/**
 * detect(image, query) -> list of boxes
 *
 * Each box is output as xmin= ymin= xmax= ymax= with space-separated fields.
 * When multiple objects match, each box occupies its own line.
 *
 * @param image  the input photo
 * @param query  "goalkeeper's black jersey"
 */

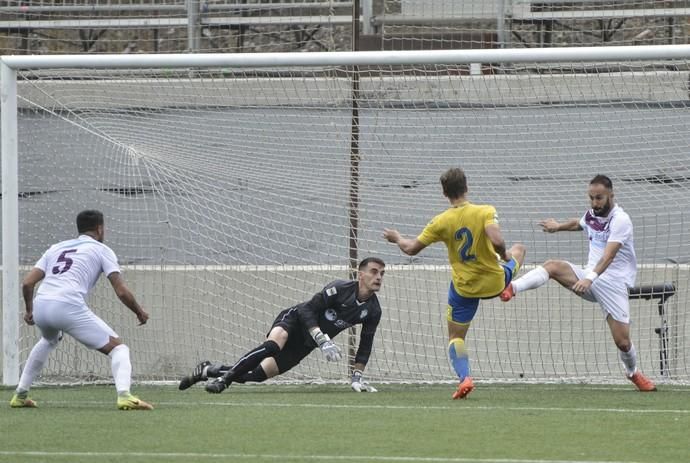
xmin=295 ymin=279 xmax=381 ymax=366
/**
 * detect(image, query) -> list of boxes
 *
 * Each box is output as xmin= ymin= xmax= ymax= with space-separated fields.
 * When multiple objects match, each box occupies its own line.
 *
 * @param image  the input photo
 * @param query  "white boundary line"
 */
xmin=46 ymin=399 xmax=690 ymax=414
xmin=0 ymin=451 xmax=643 ymax=463
xmin=9 ymin=263 xmax=686 ymax=272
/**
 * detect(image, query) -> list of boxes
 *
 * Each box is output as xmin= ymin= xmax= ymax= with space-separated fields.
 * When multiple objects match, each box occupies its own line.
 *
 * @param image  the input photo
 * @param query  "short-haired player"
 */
xmin=10 ymin=209 xmax=153 ymax=410
xmin=178 ymin=257 xmax=385 ymax=393
xmin=383 ymin=168 xmax=526 ymax=399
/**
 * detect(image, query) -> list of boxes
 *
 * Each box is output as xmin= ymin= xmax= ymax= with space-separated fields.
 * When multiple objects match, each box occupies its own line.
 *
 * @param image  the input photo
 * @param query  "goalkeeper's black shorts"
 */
xmin=268 ymin=308 xmax=317 ymax=374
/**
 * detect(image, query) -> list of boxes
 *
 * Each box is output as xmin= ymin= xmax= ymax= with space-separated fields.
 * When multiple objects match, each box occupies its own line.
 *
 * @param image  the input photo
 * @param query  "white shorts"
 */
xmin=33 ymin=297 xmax=118 ymax=350
xmin=566 ymin=262 xmax=631 ymax=324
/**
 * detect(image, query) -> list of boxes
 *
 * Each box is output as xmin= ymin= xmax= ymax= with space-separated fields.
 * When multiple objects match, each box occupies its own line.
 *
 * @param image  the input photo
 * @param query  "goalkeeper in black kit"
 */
xmin=178 ymin=257 xmax=386 ymax=393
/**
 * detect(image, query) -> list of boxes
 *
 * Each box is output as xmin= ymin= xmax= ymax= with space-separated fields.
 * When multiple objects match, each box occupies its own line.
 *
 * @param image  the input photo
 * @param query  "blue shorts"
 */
xmin=446 ymin=258 xmax=519 ymax=324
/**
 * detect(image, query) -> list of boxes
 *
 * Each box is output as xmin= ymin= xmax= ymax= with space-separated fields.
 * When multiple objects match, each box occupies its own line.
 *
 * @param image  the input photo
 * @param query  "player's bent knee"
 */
xmin=99 ymin=338 xmax=125 ymax=355
xmin=41 ymin=336 xmax=60 ymax=348
xmin=543 ymin=259 xmax=568 ymax=275
xmin=510 ymin=243 xmax=526 ymax=256
xmin=262 ymin=340 xmax=280 ymax=356
xmin=542 ymin=259 xmax=558 ymax=269
xmin=260 ymin=358 xmax=280 ymax=378
xmin=109 ymin=343 xmax=129 ymax=356
xmin=614 ymin=339 xmax=632 ymax=352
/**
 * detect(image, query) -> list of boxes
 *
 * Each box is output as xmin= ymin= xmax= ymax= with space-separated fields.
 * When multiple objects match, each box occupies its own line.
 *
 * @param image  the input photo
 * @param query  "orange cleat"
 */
xmin=499 ymin=283 xmax=515 ymax=302
xmin=628 ymin=371 xmax=657 ymax=392
xmin=452 ymin=377 xmax=475 ymax=400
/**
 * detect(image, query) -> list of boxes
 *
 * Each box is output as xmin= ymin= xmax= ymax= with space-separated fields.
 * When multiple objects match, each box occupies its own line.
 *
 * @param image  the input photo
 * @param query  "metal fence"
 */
xmin=2 ymin=1 xmax=690 ymax=55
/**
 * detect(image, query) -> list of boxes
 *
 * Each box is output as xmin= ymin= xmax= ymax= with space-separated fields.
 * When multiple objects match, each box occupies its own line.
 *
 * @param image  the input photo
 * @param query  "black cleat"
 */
xmin=178 ymin=360 xmax=211 ymax=391
xmin=205 ymin=377 xmax=228 ymax=394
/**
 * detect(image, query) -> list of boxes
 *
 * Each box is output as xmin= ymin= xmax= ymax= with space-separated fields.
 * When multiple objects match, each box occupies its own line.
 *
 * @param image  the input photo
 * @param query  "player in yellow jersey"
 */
xmin=383 ymin=168 xmax=526 ymax=399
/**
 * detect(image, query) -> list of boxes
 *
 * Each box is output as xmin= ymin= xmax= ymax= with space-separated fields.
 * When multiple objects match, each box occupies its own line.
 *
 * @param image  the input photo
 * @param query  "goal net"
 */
xmin=2 ymin=47 xmax=689 ymax=386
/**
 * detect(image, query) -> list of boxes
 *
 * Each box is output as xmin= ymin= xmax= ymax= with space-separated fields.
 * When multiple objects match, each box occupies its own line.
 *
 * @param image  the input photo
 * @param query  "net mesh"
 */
xmin=6 ymin=55 xmax=690 ymax=385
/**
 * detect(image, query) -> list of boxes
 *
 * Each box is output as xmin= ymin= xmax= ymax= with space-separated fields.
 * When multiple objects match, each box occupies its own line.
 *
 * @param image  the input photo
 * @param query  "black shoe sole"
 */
xmin=178 ymin=376 xmax=198 ymax=391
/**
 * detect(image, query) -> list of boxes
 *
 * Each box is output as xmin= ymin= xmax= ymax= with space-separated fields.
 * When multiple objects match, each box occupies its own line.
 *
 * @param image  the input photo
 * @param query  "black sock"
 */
xmin=234 ymin=366 xmax=268 ymax=384
xmin=223 ymin=340 xmax=279 ymax=384
xmin=206 ymin=363 xmax=231 ymax=378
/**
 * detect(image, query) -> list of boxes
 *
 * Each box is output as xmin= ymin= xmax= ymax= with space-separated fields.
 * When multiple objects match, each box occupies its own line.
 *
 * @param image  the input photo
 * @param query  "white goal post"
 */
xmin=2 ymin=46 xmax=690 ymax=386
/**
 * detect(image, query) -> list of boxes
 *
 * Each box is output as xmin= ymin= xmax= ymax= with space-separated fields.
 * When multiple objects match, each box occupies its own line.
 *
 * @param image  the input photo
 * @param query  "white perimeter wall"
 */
xmin=2 ymin=265 xmax=688 ymax=384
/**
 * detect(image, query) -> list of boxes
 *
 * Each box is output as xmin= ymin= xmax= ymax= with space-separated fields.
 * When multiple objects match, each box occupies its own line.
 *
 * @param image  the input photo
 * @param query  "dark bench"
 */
xmin=628 ymin=283 xmax=676 ymax=376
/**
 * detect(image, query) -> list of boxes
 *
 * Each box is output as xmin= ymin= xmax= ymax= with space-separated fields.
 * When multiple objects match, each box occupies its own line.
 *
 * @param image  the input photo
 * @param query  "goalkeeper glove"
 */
xmin=351 ymin=369 xmax=377 ymax=392
xmin=313 ymin=330 xmax=341 ymax=362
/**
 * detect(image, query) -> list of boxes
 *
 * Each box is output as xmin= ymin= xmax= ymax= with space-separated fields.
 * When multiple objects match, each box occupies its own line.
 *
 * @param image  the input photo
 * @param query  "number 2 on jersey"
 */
xmin=52 ymin=249 xmax=77 ymax=274
xmin=454 ymin=228 xmax=476 ymax=262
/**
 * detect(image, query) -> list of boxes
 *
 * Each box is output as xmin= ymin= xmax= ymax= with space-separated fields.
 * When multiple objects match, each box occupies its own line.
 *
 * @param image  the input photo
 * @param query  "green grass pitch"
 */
xmin=2 ymin=383 xmax=689 ymax=463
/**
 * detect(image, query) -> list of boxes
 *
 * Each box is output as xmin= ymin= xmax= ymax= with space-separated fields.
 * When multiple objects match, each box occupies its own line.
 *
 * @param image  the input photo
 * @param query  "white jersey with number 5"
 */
xmin=579 ymin=204 xmax=636 ymax=288
xmin=34 ymin=234 xmax=120 ymax=306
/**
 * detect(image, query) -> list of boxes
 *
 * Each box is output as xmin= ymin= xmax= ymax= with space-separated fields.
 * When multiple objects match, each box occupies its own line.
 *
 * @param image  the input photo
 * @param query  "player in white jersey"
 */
xmin=500 ymin=175 xmax=656 ymax=391
xmin=10 ymin=210 xmax=154 ymax=410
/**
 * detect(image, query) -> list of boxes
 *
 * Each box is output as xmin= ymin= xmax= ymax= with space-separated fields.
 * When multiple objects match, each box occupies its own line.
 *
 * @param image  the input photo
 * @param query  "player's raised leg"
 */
xmin=501 ymin=259 xmax=577 ymax=301
xmin=507 ymin=243 xmax=527 ymax=274
xmin=498 ymin=244 xmax=527 ymax=301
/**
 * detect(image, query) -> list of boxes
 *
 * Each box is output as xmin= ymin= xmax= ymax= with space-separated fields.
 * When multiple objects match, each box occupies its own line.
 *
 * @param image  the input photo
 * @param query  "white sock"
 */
xmin=109 ymin=344 xmax=132 ymax=396
xmin=619 ymin=344 xmax=637 ymax=377
xmin=512 ymin=266 xmax=550 ymax=294
xmin=16 ymin=337 xmax=57 ymax=394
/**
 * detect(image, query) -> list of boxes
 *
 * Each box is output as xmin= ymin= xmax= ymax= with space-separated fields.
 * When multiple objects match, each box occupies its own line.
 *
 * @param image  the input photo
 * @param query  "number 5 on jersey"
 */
xmin=52 ymin=249 xmax=77 ymax=274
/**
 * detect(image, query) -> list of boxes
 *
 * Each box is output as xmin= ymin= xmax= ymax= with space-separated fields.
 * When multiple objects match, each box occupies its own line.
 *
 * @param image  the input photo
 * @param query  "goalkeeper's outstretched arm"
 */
xmin=351 ymin=362 xmax=378 ymax=392
xmin=350 ymin=313 xmax=380 ymax=392
xmin=354 ymin=313 xmax=379 ymax=366
xmin=309 ymin=327 xmax=342 ymax=362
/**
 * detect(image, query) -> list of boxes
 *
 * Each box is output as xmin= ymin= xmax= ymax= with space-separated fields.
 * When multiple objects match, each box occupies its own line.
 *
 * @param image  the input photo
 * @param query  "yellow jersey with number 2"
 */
xmin=417 ymin=202 xmax=505 ymax=298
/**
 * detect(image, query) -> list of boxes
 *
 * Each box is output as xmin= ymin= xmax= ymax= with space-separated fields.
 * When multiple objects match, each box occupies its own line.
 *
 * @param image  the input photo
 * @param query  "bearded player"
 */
xmin=500 ymin=174 xmax=656 ymax=391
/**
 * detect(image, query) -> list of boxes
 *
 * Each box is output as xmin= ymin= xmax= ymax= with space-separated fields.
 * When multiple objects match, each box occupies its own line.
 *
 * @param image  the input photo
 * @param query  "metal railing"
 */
xmin=1 ymin=2 xmax=689 ymax=54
